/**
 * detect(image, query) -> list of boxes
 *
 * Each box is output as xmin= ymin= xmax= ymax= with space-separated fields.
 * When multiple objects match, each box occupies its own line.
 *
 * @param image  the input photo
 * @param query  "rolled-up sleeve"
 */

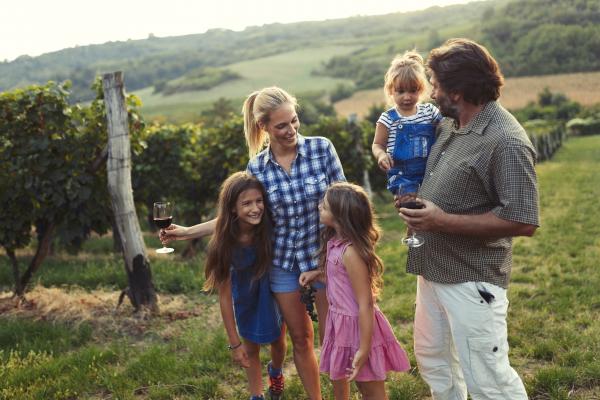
xmin=490 ymin=143 xmax=540 ymax=226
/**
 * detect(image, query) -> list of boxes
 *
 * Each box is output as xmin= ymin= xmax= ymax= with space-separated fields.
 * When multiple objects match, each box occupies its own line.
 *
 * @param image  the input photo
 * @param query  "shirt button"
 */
xmin=441 ymin=151 xmax=445 ymax=155
xmin=429 ymin=172 xmax=434 ymax=176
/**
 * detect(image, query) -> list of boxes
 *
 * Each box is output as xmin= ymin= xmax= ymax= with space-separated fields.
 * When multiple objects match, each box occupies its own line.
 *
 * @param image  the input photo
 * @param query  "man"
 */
xmin=397 ymin=38 xmax=539 ymax=400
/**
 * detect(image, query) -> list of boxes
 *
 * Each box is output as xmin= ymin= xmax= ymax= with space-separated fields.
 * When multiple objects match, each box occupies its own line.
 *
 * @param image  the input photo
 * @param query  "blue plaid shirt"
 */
xmin=247 ymin=134 xmax=346 ymax=272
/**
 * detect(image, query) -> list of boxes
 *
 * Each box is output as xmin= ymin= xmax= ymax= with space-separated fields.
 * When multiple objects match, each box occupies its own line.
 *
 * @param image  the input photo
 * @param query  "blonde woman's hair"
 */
xmin=241 ymin=86 xmax=298 ymax=158
xmin=318 ymin=182 xmax=385 ymax=297
xmin=383 ymin=50 xmax=428 ymax=105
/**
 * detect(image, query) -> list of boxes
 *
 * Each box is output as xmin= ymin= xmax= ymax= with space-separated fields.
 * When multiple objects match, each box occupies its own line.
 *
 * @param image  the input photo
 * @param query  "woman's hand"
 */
xmin=346 ymin=348 xmax=368 ymax=381
xmin=299 ymin=270 xmax=322 ymax=287
xmin=231 ymin=346 xmax=250 ymax=368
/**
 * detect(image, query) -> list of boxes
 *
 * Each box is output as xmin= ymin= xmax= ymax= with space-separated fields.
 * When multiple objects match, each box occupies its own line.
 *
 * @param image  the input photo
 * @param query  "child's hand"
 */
xmin=346 ymin=348 xmax=368 ymax=381
xmin=377 ymin=153 xmax=393 ymax=172
xmin=231 ymin=346 xmax=250 ymax=368
xmin=299 ymin=270 xmax=321 ymax=286
xmin=159 ymin=224 xmax=186 ymax=243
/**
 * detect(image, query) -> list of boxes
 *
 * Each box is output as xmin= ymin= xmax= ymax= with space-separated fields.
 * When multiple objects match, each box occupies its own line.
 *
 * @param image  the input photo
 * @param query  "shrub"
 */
xmin=566 ymin=117 xmax=600 ymax=136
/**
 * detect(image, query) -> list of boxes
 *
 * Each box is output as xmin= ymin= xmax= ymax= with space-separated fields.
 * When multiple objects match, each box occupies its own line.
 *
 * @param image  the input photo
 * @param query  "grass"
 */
xmin=1 ymin=135 xmax=600 ymax=399
xmin=135 ymin=45 xmax=358 ymax=123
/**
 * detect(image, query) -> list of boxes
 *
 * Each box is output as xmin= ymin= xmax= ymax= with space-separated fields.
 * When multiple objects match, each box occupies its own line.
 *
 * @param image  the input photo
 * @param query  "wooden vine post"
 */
xmin=102 ymin=71 xmax=158 ymax=314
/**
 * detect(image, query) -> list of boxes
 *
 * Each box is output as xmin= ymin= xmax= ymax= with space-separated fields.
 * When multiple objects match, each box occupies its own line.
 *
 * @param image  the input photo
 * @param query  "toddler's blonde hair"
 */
xmin=383 ymin=50 xmax=428 ymax=105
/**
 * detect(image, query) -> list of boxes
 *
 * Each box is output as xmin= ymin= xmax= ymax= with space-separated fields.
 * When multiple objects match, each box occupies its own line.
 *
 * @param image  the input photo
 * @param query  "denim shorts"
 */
xmin=270 ymin=261 xmax=325 ymax=293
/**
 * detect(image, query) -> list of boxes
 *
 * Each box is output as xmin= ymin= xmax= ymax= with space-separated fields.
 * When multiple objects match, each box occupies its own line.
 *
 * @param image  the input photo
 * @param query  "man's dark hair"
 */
xmin=427 ymin=38 xmax=504 ymax=105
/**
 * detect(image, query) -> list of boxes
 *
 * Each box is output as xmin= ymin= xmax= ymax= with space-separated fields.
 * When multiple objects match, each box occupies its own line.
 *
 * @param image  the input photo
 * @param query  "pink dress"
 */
xmin=319 ymin=238 xmax=411 ymax=381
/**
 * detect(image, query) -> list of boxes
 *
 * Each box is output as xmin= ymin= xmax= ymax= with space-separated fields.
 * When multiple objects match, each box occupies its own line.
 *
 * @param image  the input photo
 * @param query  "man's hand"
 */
xmin=397 ymin=198 xmax=446 ymax=233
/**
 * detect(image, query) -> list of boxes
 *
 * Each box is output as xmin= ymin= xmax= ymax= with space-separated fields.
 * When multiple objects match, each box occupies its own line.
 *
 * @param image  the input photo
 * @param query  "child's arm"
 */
xmin=160 ymin=219 xmax=217 ymax=243
xmin=342 ymin=245 xmax=374 ymax=381
xmin=372 ymin=123 xmax=393 ymax=172
xmin=299 ymin=269 xmax=324 ymax=287
xmin=217 ymin=279 xmax=250 ymax=368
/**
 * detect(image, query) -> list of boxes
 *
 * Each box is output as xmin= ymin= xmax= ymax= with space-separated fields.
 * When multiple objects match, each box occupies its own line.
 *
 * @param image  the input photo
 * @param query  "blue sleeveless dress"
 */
xmin=230 ymin=246 xmax=282 ymax=344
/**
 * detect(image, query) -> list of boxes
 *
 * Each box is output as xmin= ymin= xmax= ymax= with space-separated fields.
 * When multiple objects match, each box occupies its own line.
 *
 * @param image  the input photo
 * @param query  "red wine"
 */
xmin=399 ymin=201 xmax=424 ymax=209
xmin=154 ymin=217 xmax=173 ymax=229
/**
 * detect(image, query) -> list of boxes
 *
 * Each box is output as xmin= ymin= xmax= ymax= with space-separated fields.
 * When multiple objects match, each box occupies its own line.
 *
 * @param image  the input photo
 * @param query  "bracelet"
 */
xmin=227 ymin=342 xmax=242 ymax=350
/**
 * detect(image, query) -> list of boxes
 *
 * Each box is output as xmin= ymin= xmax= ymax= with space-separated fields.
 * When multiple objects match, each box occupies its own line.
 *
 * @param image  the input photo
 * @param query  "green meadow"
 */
xmin=1 ymin=135 xmax=599 ymax=399
xmin=135 ymin=45 xmax=358 ymax=122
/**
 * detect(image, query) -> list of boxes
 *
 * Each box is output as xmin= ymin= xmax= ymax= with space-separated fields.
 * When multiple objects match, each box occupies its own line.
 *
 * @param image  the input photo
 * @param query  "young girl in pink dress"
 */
xmin=300 ymin=182 xmax=410 ymax=399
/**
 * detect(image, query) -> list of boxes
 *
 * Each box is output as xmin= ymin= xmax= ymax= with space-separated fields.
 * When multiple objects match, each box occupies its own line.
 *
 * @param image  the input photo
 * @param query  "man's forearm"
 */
xmin=436 ymin=211 xmax=537 ymax=238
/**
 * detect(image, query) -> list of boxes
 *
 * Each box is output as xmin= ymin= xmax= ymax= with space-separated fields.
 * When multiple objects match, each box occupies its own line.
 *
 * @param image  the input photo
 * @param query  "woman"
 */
xmin=162 ymin=86 xmax=346 ymax=399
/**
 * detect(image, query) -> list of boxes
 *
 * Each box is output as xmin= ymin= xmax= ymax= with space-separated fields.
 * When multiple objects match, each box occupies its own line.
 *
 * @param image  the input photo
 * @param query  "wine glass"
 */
xmin=153 ymin=201 xmax=174 ymax=254
xmin=395 ymin=182 xmax=425 ymax=248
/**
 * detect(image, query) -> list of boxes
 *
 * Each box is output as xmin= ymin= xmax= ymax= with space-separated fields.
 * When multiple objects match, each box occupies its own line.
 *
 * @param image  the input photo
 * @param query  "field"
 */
xmin=1 ymin=135 xmax=600 ymax=399
xmin=334 ymin=71 xmax=600 ymax=118
xmin=135 ymin=45 xmax=358 ymax=122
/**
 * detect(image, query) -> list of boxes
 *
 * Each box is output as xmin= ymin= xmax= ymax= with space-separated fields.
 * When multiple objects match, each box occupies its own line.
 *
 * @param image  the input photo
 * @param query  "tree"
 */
xmin=0 ymin=82 xmax=102 ymax=296
xmin=0 ymin=79 xmax=144 ymax=298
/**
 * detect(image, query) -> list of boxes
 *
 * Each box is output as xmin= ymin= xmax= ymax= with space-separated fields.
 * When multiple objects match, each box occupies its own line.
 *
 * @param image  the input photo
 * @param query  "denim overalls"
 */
xmin=386 ymin=111 xmax=437 ymax=194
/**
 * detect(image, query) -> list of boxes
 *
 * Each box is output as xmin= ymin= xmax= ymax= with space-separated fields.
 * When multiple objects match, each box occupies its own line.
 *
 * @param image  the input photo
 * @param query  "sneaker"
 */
xmin=267 ymin=362 xmax=284 ymax=400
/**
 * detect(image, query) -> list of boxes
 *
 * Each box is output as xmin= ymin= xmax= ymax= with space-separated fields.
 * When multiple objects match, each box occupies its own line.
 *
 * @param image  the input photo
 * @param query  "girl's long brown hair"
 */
xmin=318 ymin=182 xmax=384 ymax=296
xmin=204 ymin=172 xmax=272 ymax=291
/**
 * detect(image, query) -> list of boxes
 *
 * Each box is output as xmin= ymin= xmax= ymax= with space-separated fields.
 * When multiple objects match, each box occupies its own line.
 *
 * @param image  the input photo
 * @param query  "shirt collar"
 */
xmin=260 ymin=133 xmax=306 ymax=170
xmin=451 ymin=101 xmax=499 ymax=136
xmin=328 ymin=236 xmax=348 ymax=248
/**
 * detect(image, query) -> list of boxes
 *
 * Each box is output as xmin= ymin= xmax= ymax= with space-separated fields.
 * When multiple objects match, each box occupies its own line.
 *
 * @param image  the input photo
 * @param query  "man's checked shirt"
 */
xmin=247 ymin=134 xmax=346 ymax=272
xmin=407 ymin=101 xmax=540 ymax=289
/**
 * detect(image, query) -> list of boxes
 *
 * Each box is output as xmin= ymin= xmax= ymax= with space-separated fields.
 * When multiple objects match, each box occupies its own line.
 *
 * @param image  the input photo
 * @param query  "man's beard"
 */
xmin=437 ymin=95 xmax=460 ymax=120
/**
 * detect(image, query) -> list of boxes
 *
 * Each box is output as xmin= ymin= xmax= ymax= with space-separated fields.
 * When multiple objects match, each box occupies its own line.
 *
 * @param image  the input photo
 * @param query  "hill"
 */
xmin=1 ymin=0 xmax=599 ymax=120
xmin=0 ymin=1 xmax=495 ymax=102
xmin=334 ymin=71 xmax=600 ymax=118
xmin=136 ymin=45 xmax=358 ymax=122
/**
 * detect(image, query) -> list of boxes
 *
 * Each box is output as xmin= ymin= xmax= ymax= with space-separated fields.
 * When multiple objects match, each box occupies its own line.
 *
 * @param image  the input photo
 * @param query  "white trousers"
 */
xmin=414 ymin=276 xmax=528 ymax=400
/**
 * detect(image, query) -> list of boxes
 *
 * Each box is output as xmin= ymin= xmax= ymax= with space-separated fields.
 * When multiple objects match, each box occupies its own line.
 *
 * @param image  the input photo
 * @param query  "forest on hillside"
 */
xmin=1 ymin=0 xmax=599 ymax=102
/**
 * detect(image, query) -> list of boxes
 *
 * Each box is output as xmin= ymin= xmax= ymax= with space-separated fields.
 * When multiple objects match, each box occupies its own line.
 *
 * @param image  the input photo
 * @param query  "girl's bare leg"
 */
xmin=332 ymin=379 xmax=350 ymax=400
xmin=242 ymin=340 xmax=263 ymax=396
xmin=356 ymin=381 xmax=388 ymax=400
xmin=314 ymin=288 xmax=329 ymax=346
xmin=270 ymin=323 xmax=287 ymax=369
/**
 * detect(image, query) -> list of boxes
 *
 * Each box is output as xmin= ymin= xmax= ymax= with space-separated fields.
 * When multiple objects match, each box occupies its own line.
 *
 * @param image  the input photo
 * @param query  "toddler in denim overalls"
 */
xmin=372 ymin=51 xmax=441 ymax=194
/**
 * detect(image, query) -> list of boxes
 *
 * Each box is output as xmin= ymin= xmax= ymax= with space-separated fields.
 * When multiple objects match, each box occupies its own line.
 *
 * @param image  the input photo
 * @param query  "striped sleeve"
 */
xmin=376 ymin=111 xmax=393 ymax=129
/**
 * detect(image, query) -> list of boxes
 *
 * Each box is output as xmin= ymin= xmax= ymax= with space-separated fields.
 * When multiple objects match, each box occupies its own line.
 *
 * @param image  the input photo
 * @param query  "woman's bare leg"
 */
xmin=274 ymin=291 xmax=322 ymax=400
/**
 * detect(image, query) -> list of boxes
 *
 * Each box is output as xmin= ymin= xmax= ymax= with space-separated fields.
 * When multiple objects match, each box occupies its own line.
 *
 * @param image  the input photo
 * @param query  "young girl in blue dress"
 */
xmin=204 ymin=171 xmax=286 ymax=400
xmin=372 ymin=50 xmax=442 ymax=194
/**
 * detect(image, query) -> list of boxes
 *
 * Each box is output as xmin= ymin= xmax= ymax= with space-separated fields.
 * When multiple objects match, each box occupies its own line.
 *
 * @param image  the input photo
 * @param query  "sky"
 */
xmin=1 ymin=0 xmax=475 ymax=62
